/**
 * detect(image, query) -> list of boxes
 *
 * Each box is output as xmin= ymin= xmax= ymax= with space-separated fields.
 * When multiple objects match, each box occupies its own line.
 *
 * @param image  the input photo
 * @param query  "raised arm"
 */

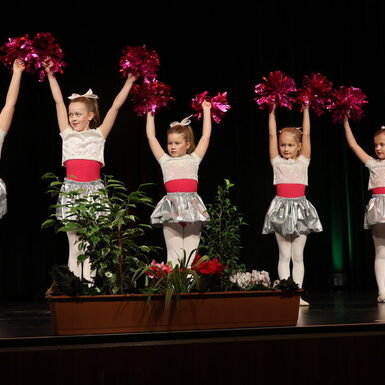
xmin=268 ymin=103 xmax=279 ymax=159
xmin=44 ymin=60 xmax=68 ymax=132
xmin=301 ymin=103 xmax=311 ymax=159
xmin=99 ymin=73 xmax=136 ymax=138
xmin=0 ymin=59 xmax=25 ymax=132
xmin=146 ymin=111 xmax=165 ymax=160
xmin=194 ymin=101 xmax=212 ymax=159
xmin=343 ymin=115 xmax=370 ymax=164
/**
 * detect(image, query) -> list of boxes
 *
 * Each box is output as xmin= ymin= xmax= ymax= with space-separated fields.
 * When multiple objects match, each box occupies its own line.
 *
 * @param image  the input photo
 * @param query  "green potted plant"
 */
xmin=198 ymin=179 xmax=248 ymax=290
xmin=42 ymin=173 xmax=159 ymax=296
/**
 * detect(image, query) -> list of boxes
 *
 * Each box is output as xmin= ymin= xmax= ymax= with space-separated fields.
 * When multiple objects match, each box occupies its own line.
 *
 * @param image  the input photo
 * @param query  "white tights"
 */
xmin=371 ymin=224 xmax=385 ymax=296
xmin=66 ymin=231 xmax=93 ymax=282
xmin=163 ymin=222 xmax=202 ymax=266
xmin=275 ymin=232 xmax=308 ymax=288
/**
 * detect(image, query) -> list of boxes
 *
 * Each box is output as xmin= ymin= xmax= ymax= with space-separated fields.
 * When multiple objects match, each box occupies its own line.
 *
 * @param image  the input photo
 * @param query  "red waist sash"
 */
xmin=276 ymin=183 xmax=306 ymax=198
xmin=372 ymin=187 xmax=385 ymax=195
xmin=165 ymin=179 xmax=198 ymax=193
xmin=65 ymin=159 xmax=102 ymax=182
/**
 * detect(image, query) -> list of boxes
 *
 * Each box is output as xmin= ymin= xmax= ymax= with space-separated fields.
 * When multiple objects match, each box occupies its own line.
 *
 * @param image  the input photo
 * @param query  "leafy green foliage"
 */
xmin=199 ymin=179 xmax=247 ymax=289
xmin=42 ymin=173 xmax=160 ymax=295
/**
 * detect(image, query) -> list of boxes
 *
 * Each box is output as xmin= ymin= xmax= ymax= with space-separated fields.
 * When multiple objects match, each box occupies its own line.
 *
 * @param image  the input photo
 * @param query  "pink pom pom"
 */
xmin=0 ymin=32 xmax=65 ymax=82
xmin=191 ymin=91 xmax=210 ymax=120
xmin=129 ymin=80 xmax=174 ymax=116
xmin=211 ymin=92 xmax=231 ymax=123
xmin=254 ymin=70 xmax=297 ymax=111
xmin=327 ymin=86 xmax=368 ymax=124
xmin=191 ymin=91 xmax=230 ymax=123
xmin=31 ymin=32 xmax=66 ymax=82
xmin=0 ymin=34 xmax=38 ymax=73
xmin=296 ymin=73 xmax=333 ymax=116
xmin=119 ymin=45 xmax=159 ymax=82
xmin=191 ymin=91 xmax=210 ymax=116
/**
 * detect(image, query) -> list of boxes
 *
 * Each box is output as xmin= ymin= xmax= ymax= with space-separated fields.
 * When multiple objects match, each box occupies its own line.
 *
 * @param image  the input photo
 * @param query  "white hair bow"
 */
xmin=170 ymin=115 xmax=193 ymax=128
xmin=68 ymin=89 xmax=99 ymax=100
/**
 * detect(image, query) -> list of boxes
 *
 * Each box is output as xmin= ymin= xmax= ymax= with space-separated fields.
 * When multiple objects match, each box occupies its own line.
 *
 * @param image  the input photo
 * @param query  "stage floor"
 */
xmin=0 ymin=290 xmax=385 ymax=341
xmin=3 ymin=290 xmax=385 ymax=385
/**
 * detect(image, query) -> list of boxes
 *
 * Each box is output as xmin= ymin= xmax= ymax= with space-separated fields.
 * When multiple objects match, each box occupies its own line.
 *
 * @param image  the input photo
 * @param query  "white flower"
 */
xmin=230 ymin=270 xmax=271 ymax=290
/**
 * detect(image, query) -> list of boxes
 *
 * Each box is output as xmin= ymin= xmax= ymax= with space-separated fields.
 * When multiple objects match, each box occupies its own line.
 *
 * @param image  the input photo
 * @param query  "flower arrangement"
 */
xmin=43 ymin=175 xmax=300 ymax=304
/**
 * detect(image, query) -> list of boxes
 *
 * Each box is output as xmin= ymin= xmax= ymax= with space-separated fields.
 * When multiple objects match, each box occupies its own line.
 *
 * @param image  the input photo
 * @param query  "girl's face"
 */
xmin=167 ymin=133 xmax=190 ymax=157
xmin=279 ymin=132 xmax=301 ymax=159
xmin=374 ymin=133 xmax=385 ymax=159
xmin=68 ymin=102 xmax=94 ymax=131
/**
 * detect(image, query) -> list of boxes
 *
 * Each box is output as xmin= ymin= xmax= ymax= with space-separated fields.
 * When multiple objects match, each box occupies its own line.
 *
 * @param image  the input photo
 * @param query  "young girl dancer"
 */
xmin=0 ymin=59 xmax=25 ymax=218
xmin=44 ymin=60 xmax=136 ymax=281
xmin=263 ymin=102 xmax=323 ymax=305
xmin=146 ymin=101 xmax=212 ymax=266
xmin=343 ymin=116 xmax=385 ymax=302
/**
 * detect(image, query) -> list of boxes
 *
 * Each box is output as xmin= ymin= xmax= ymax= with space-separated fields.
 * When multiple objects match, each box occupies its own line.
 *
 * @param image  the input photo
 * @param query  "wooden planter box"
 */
xmin=48 ymin=290 xmax=301 ymax=335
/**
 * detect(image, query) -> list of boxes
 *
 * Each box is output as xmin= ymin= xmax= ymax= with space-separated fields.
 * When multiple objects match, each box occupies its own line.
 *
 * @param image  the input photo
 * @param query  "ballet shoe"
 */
xmin=299 ymin=297 xmax=310 ymax=306
xmin=377 ymin=294 xmax=385 ymax=303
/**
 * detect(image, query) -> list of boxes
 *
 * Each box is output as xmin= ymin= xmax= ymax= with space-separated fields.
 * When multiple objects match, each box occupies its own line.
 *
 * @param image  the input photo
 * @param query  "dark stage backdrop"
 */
xmin=0 ymin=2 xmax=384 ymax=299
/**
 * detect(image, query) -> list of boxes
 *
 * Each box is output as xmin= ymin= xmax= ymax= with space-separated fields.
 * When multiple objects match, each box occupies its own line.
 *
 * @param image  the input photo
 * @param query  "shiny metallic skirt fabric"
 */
xmin=56 ymin=178 xmax=106 ymax=221
xmin=262 ymin=195 xmax=323 ymax=236
xmin=364 ymin=194 xmax=385 ymax=229
xmin=0 ymin=178 xmax=7 ymax=219
xmin=150 ymin=192 xmax=210 ymax=226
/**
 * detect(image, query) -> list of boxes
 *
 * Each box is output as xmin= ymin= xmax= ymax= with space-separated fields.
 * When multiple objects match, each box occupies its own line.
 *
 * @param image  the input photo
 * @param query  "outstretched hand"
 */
xmin=13 ymin=59 xmax=25 ymax=73
xmin=202 ymin=100 xmax=211 ymax=110
xmin=302 ymin=95 xmax=310 ymax=110
xmin=126 ymin=72 xmax=137 ymax=83
xmin=343 ymin=111 xmax=351 ymax=127
xmin=42 ymin=57 xmax=54 ymax=74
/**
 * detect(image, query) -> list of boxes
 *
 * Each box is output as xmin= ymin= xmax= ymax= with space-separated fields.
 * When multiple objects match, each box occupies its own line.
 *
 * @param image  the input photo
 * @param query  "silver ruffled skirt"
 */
xmin=0 ymin=178 xmax=7 ymax=219
xmin=150 ymin=192 xmax=210 ymax=227
xmin=262 ymin=195 xmax=323 ymax=236
xmin=56 ymin=178 xmax=106 ymax=221
xmin=364 ymin=194 xmax=385 ymax=229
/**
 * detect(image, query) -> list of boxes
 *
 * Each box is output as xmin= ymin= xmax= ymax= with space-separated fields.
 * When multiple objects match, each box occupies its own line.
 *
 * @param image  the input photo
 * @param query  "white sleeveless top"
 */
xmin=271 ymin=154 xmax=309 ymax=185
xmin=60 ymin=126 xmax=105 ymax=166
xmin=0 ymin=129 xmax=6 ymax=160
xmin=158 ymin=152 xmax=201 ymax=183
xmin=365 ymin=157 xmax=385 ymax=190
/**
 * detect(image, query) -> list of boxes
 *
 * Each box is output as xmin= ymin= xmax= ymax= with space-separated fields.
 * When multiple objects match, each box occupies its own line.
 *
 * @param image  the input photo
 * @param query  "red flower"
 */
xmin=192 ymin=256 xmax=225 ymax=275
xmin=145 ymin=260 xmax=172 ymax=279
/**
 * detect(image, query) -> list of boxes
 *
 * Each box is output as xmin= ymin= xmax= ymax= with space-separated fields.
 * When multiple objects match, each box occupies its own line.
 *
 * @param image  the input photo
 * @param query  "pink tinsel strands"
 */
xmin=191 ymin=91 xmax=231 ymax=123
xmin=327 ymin=86 xmax=368 ymax=124
xmin=254 ymin=70 xmax=297 ymax=111
xmin=296 ymin=73 xmax=333 ymax=116
xmin=31 ymin=32 xmax=65 ymax=82
xmin=130 ymin=80 xmax=173 ymax=116
xmin=0 ymin=32 xmax=65 ymax=82
xmin=0 ymin=34 xmax=38 ymax=74
xmin=119 ymin=45 xmax=160 ymax=82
